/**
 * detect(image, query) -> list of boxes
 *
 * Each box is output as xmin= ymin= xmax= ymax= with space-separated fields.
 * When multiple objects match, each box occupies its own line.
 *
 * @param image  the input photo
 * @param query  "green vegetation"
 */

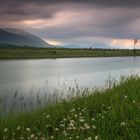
xmin=1 ymin=76 xmax=140 ymax=140
xmin=0 ymin=47 xmax=140 ymax=59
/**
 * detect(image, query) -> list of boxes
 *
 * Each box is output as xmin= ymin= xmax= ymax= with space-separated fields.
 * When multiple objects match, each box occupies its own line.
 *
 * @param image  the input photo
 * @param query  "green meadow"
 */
xmin=0 ymin=47 xmax=140 ymax=59
xmin=0 ymin=76 xmax=140 ymax=140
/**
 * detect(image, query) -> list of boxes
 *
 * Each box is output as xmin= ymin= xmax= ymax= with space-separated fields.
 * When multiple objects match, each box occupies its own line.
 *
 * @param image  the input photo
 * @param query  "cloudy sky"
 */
xmin=1 ymin=0 xmax=140 ymax=48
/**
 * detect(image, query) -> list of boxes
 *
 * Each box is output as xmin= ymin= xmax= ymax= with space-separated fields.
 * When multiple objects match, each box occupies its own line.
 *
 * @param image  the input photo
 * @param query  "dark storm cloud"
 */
xmin=1 ymin=0 xmax=140 ymax=7
xmin=1 ymin=0 xmax=140 ymax=48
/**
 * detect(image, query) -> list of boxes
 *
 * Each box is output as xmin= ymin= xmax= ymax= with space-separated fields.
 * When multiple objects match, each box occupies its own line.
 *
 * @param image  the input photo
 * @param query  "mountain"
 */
xmin=0 ymin=28 xmax=50 ymax=48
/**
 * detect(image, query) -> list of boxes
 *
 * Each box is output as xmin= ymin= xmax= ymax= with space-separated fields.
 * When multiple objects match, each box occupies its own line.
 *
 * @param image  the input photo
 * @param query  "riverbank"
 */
xmin=1 ymin=76 xmax=140 ymax=140
xmin=0 ymin=47 xmax=140 ymax=59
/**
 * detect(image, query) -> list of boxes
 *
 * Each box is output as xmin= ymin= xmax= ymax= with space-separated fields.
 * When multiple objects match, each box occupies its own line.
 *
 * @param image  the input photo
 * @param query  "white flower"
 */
xmin=121 ymin=122 xmax=125 ymax=126
xmin=108 ymin=106 xmax=111 ymax=110
xmin=92 ymin=125 xmax=96 ymax=129
xmin=50 ymin=136 xmax=54 ymax=139
xmin=54 ymin=128 xmax=59 ymax=131
xmin=17 ymin=126 xmax=21 ymax=130
xmin=63 ymin=118 xmax=67 ymax=122
xmin=4 ymin=128 xmax=8 ymax=132
xmin=79 ymin=113 xmax=82 ymax=116
xmin=124 ymin=95 xmax=127 ymax=98
xmin=91 ymin=118 xmax=95 ymax=121
xmin=80 ymin=119 xmax=84 ymax=122
xmin=84 ymin=123 xmax=90 ymax=129
xmin=60 ymin=124 xmax=65 ymax=127
xmin=132 ymin=100 xmax=136 ymax=103
xmin=46 ymin=115 xmax=50 ymax=118
xmin=76 ymin=136 xmax=79 ymax=139
xmin=30 ymin=134 xmax=35 ymax=138
xmin=95 ymin=135 xmax=98 ymax=140
xmin=26 ymin=128 xmax=30 ymax=132
xmin=101 ymin=116 xmax=104 ymax=119
xmin=70 ymin=108 xmax=76 ymax=113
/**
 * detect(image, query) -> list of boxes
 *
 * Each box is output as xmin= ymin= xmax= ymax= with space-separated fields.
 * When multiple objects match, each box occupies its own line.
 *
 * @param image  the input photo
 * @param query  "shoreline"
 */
xmin=0 ymin=47 xmax=140 ymax=59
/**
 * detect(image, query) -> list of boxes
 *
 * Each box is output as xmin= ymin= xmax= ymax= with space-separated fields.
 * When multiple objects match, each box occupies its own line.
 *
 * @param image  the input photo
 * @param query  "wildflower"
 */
xmin=63 ymin=130 xmax=68 ymax=136
xmin=91 ymin=118 xmax=95 ymax=121
xmin=92 ymin=125 xmax=96 ymax=129
xmin=80 ymin=118 xmax=84 ymax=123
xmin=108 ymin=106 xmax=111 ymax=110
xmin=17 ymin=126 xmax=21 ymax=130
xmin=73 ymin=126 xmax=76 ymax=130
xmin=26 ymin=128 xmax=30 ymax=132
xmin=60 ymin=124 xmax=65 ymax=127
xmin=95 ymin=135 xmax=98 ymax=140
xmin=102 ymin=104 xmax=105 ymax=107
xmin=121 ymin=122 xmax=125 ymax=126
xmin=84 ymin=123 xmax=90 ymax=129
xmin=54 ymin=128 xmax=59 ymax=131
xmin=82 ymin=109 xmax=85 ymax=112
xmin=70 ymin=120 xmax=75 ymax=124
xmin=46 ymin=115 xmax=50 ymax=118
xmin=4 ymin=128 xmax=8 ymax=132
xmin=76 ymin=136 xmax=79 ymax=139
xmin=70 ymin=108 xmax=76 ymax=113
xmin=50 ymin=136 xmax=54 ymax=139
xmin=63 ymin=118 xmax=67 ymax=122
xmin=132 ymin=100 xmax=136 ymax=103
xmin=79 ymin=112 xmax=82 ymax=116
xmin=30 ymin=134 xmax=35 ymax=138
xmin=124 ymin=95 xmax=127 ymax=98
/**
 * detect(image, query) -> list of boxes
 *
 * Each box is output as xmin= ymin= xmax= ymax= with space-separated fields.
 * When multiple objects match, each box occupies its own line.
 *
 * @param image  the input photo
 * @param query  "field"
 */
xmin=0 ymin=76 xmax=140 ymax=140
xmin=0 ymin=47 xmax=140 ymax=59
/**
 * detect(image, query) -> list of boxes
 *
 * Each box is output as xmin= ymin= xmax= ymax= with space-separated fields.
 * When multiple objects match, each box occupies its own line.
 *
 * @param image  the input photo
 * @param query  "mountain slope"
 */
xmin=0 ymin=28 xmax=50 ymax=48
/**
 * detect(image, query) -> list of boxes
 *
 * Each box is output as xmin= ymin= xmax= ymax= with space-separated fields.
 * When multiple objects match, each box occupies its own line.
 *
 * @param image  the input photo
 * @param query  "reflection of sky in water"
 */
xmin=0 ymin=57 xmax=140 ymax=99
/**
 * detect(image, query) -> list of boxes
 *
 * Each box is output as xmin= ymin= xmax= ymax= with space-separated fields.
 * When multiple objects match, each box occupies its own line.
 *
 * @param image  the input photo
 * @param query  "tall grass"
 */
xmin=0 ymin=76 xmax=140 ymax=140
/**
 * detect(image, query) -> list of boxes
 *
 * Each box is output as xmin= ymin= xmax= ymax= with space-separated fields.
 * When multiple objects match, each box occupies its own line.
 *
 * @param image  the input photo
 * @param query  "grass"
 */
xmin=0 ymin=47 xmax=140 ymax=59
xmin=0 ymin=76 xmax=140 ymax=140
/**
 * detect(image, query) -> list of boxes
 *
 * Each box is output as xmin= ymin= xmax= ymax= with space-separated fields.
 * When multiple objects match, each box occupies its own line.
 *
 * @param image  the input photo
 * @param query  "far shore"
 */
xmin=0 ymin=47 xmax=140 ymax=59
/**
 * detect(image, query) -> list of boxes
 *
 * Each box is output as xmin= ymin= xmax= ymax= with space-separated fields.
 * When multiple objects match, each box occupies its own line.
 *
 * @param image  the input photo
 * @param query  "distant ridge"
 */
xmin=0 ymin=28 xmax=50 ymax=48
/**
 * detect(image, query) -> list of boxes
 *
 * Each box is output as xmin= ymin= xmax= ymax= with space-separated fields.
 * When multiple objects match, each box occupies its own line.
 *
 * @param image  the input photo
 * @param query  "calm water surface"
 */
xmin=0 ymin=57 xmax=140 ymax=112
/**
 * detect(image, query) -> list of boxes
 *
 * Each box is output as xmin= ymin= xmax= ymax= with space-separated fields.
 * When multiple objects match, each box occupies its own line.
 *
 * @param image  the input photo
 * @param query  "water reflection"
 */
xmin=0 ymin=57 xmax=140 ymax=113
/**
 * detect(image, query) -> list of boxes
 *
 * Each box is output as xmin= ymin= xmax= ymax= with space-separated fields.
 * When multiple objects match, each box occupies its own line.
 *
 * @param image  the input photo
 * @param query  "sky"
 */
xmin=0 ymin=0 xmax=140 ymax=48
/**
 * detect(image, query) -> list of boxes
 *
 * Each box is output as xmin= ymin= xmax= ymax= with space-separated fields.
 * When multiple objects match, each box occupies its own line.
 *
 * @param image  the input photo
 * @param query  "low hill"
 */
xmin=0 ymin=28 xmax=50 ymax=48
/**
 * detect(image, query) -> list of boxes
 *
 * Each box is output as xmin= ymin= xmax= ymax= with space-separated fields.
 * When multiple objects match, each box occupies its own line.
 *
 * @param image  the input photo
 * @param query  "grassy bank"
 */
xmin=0 ymin=76 xmax=140 ymax=140
xmin=0 ymin=47 xmax=140 ymax=59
